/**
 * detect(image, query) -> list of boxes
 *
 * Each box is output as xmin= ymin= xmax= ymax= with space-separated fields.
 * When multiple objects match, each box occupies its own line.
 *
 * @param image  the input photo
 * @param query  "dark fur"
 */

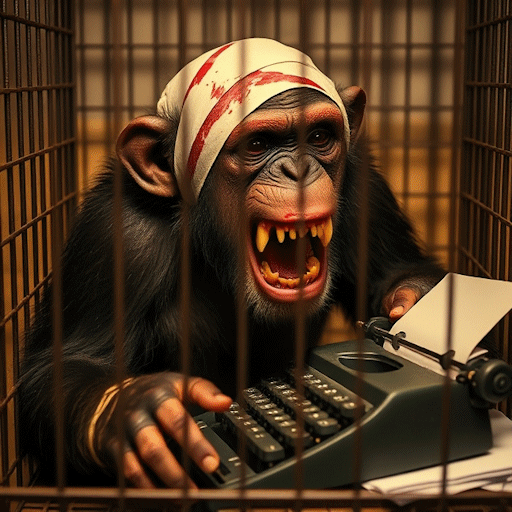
xmin=19 ymin=96 xmax=444 ymax=483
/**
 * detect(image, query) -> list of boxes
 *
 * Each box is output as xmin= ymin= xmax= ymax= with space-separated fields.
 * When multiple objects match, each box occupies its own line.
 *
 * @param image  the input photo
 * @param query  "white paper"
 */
xmin=384 ymin=274 xmax=512 ymax=375
xmin=363 ymin=410 xmax=512 ymax=499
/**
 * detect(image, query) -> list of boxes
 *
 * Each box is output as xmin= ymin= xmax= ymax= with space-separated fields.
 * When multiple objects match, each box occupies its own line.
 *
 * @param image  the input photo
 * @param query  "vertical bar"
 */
xmin=25 ymin=0 xmax=41 ymax=313
xmin=55 ymin=0 xmax=65 ymax=250
xmin=0 ymin=0 xmax=12 ymax=486
xmin=273 ymin=0 xmax=280 ymax=41
xmin=201 ymin=0 xmax=208 ymax=48
xmin=0 ymin=59 xmax=7 ymax=484
xmin=425 ymin=0 xmax=441 ymax=253
xmin=353 ymin=0 xmax=373 ymax=498
xmin=111 ymin=0 xmax=128 ymax=503
xmin=402 ymin=0 xmax=412 ymax=212
xmin=48 ymin=2 xmax=66 ymax=489
xmin=226 ymin=0 xmax=234 ymax=42
xmin=67 ymin=0 xmax=78 ymax=227
xmin=323 ymin=0 xmax=331 ymax=76
xmin=0 ymin=238 xmax=5 ymax=485
xmin=15 ymin=0 xmax=30 ymax=487
xmin=379 ymin=1 xmax=392 ymax=181
xmin=103 ymin=0 xmax=112 ymax=154
xmin=356 ymin=1 xmax=372 ymax=332
xmin=127 ymin=0 xmax=134 ymax=120
xmin=78 ymin=0 xmax=88 ymax=194
xmin=36 ymin=0 xmax=50 ymax=283
xmin=504 ymin=3 xmax=512 ymax=416
xmin=233 ymin=13 xmax=249 ymax=508
xmin=152 ymin=0 xmax=159 ymax=105
xmin=449 ymin=0 xmax=465 ymax=281
xmin=177 ymin=0 xmax=194 ymax=500
xmin=250 ymin=0 xmax=256 ymax=37
xmin=289 ymin=5 xmax=310 ymax=506
xmin=349 ymin=0 xmax=361 ymax=86
xmin=436 ymin=0 xmax=459 ymax=504
xmin=7 ymin=8 xmax=21 ymax=490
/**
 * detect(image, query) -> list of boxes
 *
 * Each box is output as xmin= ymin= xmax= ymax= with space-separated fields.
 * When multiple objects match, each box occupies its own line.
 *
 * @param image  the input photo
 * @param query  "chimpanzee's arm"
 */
xmin=332 ymin=140 xmax=446 ymax=321
xmin=19 ymin=171 xmax=231 ymax=485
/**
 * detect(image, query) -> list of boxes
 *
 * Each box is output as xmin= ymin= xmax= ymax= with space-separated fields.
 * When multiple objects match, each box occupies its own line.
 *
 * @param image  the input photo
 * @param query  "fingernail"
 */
xmin=391 ymin=305 xmax=405 ymax=318
xmin=202 ymin=455 xmax=219 ymax=473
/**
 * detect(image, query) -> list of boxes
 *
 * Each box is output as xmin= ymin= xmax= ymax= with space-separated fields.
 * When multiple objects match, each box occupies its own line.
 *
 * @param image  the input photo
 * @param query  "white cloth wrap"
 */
xmin=156 ymin=38 xmax=349 ymax=201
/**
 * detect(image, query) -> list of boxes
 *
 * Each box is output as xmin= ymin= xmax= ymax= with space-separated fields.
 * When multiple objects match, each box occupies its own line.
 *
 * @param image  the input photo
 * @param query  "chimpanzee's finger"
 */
xmin=125 ymin=408 xmax=156 ymax=440
xmin=133 ymin=424 xmax=198 ymax=489
xmin=388 ymin=287 xmax=419 ymax=320
xmin=155 ymin=397 xmax=221 ymax=474
xmin=123 ymin=449 xmax=157 ymax=488
xmin=105 ymin=436 xmax=156 ymax=488
xmin=184 ymin=377 xmax=232 ymax=411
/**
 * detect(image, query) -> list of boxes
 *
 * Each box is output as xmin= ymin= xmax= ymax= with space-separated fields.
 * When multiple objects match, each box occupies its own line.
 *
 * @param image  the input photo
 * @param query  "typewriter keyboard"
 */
xmin=212 ymin=369 xmax=372 ymax=470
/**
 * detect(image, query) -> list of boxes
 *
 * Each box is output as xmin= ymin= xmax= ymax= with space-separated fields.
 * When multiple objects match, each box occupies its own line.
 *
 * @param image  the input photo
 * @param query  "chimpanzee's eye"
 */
xmin=308 ymin=128 xmax=332 ymax=148
xmin=245 ymin=136 xmax=270 ymax=155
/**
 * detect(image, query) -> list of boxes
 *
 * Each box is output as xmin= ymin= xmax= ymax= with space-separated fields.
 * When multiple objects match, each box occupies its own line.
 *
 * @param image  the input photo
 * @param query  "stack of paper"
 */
xmin=363 ymin=410 xmax=512 ymax=499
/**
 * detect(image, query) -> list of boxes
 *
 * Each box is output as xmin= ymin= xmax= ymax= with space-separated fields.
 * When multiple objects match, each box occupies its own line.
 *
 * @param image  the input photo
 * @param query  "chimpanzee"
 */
xmin=19 ymin=39 xmax=445 ymax=489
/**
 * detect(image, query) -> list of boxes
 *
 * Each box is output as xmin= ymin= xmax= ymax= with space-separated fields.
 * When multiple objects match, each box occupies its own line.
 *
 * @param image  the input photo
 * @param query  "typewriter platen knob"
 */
xmin=467 ymin=358 xmax=512 ymax=406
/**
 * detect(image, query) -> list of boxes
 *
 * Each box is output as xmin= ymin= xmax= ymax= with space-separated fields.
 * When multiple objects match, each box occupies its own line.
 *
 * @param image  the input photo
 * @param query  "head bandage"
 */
xmin=157 ymin=38 xmax=349 ymax=201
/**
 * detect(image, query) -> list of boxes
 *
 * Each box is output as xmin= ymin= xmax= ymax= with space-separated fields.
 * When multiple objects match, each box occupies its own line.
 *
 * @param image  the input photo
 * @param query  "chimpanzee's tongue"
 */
xmin=263 ymin=237 xmax=314 ymax=278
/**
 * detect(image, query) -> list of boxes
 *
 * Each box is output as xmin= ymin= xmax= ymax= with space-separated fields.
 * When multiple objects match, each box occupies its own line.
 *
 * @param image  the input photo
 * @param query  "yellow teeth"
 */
xmin=260 ymin=256 xmax=321 ymax=288
xmin=256 ymin=223 xmax=270 ymax=253
xmin=261 ymin=261 xmax=279 ymax=285
xmin=255 ymin=217 xmax=333 ymax=253
xmin=322 ymin=217 xmax=333 ymax=247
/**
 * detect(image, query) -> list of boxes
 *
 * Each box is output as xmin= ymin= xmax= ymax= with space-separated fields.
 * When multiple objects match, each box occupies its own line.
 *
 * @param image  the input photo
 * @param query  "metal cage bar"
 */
xmin=1 ymin=0 xmax=512 ymax=511
xmin=0 ymin=0 xmax=76 ymax=493
xmin=459 ymin=0 xmax=512 ymax=416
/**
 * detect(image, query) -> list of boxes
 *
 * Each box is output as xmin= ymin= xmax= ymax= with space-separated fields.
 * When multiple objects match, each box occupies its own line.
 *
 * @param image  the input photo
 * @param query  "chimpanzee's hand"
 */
xmin=382 ymin=285 xmax=421 ymax=321
xmin=88 ymin=372 xmax=232 ymax=489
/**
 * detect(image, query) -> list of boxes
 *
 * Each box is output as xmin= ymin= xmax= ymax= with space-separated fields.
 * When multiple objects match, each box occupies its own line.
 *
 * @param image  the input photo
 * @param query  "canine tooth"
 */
xmin=310 ymin=225 xmax=318 ymax=237
xmin=289 ymin=228 xmax=297 ymax=240
xmin=256 ymin=223 xmax=270 ymax=253
xmin=276 ymin=227 xmax=285 ymax=243
xmin=320 ymin=217 xmax=333 ymax=247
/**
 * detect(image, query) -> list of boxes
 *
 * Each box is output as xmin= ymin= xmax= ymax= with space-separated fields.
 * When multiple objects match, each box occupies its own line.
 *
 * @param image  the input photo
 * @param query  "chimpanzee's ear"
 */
xmin=116 ymin=115 xmax=179 ymax=197
xmin=341 ymin=86 xmax=366 ymax=145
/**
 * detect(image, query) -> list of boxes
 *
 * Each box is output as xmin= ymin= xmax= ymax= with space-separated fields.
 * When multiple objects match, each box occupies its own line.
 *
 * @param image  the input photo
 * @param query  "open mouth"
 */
xmin=249 ymin=217 xmax=333 ymax=301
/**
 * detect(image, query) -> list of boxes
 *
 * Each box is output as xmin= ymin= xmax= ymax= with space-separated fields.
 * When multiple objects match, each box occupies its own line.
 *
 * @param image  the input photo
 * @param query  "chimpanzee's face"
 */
xmin=206 ymin=91 xmax=346 ymax=319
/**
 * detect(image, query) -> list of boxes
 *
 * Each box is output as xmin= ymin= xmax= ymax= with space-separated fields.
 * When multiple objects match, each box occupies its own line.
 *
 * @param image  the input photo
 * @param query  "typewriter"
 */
xmin=193 ymin=317 xmax=512 ymax=491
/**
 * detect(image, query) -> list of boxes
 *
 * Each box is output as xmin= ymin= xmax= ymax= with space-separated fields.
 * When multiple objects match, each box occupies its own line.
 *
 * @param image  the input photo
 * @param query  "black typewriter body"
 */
xmin=193 ymin=338 xmax=493 ymax=491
